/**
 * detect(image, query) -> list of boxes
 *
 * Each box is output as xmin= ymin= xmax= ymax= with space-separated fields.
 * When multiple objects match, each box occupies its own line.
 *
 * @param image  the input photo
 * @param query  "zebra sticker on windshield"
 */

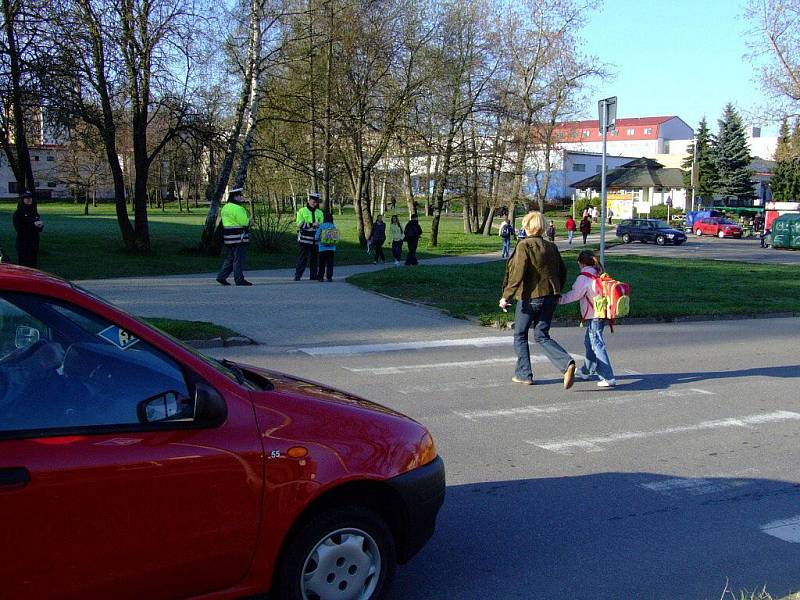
xmin=98 ymin=325 xmax=139 ymax=350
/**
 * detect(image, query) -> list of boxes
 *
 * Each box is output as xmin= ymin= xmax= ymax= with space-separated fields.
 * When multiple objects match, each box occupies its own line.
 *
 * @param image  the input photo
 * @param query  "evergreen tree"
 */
xmin=681 ymin=117 xmax=717 ymax=204
xmin=711 ymin=104 xmax=755 ymax=200
xmin=771 ymin=118 xmax=793 ymax=201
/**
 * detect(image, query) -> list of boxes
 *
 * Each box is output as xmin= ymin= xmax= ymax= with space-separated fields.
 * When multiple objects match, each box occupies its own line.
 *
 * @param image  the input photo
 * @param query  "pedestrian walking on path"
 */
xmin=370 ymin=214 xmax=387 ymax=263
xmin=546 ymin=220 xmax=556 ymax=242
xmin=565 ymin=215 xmax=576 ymax=245
xmin=216 ymin=188 xmax=252 ymax=286
xmin=295 ymin=191 xmax=324 ymax=280
xmin=315 ymin=212 xmax=338 ymax=281
xmin=390 ymin=215 xmax=404 ymax=265
xmin=579 ymin=215 xmax=591 ymax=244
xmin=13 ymin=190 xmax=44 ymax=268
xmin=559 ymin=250 xmax=616 ymax=387
xmin=499 ymin=217 xmax=514 ymax=258
xmin=404 ymin=214 xmax=423 ymax=266
xmin=499 ymin=211 xmax=576 ymax=389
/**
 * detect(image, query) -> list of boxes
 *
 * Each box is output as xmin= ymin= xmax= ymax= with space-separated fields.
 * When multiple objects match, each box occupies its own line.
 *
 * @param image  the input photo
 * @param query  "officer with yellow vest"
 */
xmin=294 ymin=191 xmax=324 ymax=280
xmin=216 ymin=188 xmax=252 ymax=286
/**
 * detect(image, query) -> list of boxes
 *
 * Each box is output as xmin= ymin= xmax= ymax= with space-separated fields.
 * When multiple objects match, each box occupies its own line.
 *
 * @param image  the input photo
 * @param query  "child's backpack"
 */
xmin=587 ymin=272 xmax=630 ymax=330
xmin=320 ymin=226 xmax=339 ymax=246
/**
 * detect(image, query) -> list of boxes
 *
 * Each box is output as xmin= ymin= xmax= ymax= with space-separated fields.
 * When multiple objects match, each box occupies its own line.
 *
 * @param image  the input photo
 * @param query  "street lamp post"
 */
xmin=690 ymin=134 xmax=698 ymax=212
xmin=598 ymin=96 xmax=617 ymax=268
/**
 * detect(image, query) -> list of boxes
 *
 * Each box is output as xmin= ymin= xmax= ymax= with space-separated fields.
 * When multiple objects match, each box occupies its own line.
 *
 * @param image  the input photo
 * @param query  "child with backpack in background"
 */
xmin=546 ymin=220 xmax=556 ymax=242
xmin=559 ymin=250 xmax=617 ymax=388
xmin=315 ymin=213 xmax=338 ymax=281
xmin=499 ymin=217 xmax=514 ymax=258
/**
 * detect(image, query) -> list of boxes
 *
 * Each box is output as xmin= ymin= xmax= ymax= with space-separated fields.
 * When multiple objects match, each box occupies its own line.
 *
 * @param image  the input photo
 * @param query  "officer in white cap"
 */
xmin=294 ymin=191 xmax=324 ymax=280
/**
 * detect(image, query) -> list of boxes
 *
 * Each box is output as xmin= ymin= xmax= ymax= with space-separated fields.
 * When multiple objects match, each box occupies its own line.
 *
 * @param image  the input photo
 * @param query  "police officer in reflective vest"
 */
xmin=216 ymin=188 xmax=252 ymax=286
xmin=294 ymin=191 xmax=324 ymax=281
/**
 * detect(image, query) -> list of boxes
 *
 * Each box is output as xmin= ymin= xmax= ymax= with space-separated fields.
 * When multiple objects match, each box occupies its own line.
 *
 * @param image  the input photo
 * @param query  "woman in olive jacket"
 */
xmin=13 ymin=191 xmax=44 ymax=268
xmin=499 ymin=211 xmax=576 ymax=389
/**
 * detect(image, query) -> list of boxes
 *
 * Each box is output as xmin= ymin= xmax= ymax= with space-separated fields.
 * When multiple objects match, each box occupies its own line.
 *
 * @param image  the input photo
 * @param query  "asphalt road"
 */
xmin=80 ymin=239 xmax=800 ymax=599
xmin=607 ymin=233 xmax=800 ymax=265
xmin=214 ymin=316 xmax=800 ymax=600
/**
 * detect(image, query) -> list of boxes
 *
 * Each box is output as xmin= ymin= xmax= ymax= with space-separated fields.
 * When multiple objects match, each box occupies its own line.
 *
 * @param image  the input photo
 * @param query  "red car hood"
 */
xmin=241 ymin=364 xmax=414 ymax=421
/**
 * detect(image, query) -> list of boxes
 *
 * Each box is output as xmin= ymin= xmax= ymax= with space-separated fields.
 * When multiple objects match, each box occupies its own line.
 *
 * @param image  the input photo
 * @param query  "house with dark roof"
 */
xmin=571 ymin=158 xmax=688 ymax=219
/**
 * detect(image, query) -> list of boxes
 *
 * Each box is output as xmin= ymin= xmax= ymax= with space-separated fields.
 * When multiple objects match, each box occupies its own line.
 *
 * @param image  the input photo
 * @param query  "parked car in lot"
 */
xmin=0 ymin=264 xmax=444 ymax=600
xmin=615 ymin=219 xmax=687 ymax=245
xmin=693 ymin=217 xmax=743 ymax=238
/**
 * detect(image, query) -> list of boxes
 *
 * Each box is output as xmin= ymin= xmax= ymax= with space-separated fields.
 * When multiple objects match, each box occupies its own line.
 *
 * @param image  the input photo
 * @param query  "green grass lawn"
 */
xmin=142 ymin=317 xmax=241 ymax=341
xmin=347 ymin=253 xmax=800 ymax=325
xmin=0 ymin=202 xmax=505 ymax=280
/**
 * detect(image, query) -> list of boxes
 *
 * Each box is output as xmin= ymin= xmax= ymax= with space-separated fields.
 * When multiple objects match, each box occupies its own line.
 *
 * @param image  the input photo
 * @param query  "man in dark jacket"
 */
xmin=403 ymin=214 xmax=422 ymax=266
xmin=499 ymin=211 xmax=576 ymax=389
xmin=13 ymin=190 xmax=44 ymax=268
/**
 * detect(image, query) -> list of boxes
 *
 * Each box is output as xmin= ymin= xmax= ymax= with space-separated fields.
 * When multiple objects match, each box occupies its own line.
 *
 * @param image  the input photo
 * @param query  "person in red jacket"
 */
xmin=565 ymin=215 xmax=576 ymax=244
xmin=579 ymin=215 xmax=592 ymax=244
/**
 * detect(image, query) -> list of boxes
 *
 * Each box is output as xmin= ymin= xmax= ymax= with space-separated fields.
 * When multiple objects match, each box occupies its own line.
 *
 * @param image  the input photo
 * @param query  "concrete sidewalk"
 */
xmin=78 ymin=232 xmax=614 ymax=351
xmin=78 ymin=254 xmax=503 ymax=351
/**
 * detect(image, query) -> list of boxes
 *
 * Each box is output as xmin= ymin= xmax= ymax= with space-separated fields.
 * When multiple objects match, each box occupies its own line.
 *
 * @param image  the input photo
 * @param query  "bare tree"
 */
xmin=0 ymin=0 xmax=48 ymax=195
xmin=746 ymin=0 xmax=800 ymax=117
xmin=48 ymin=0 xmax=205 ymax=251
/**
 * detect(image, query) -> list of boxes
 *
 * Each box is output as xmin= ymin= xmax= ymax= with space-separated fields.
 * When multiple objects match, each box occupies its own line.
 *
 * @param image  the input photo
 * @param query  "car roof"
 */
xmin=0 ymin=264 xmax=76 ymax=295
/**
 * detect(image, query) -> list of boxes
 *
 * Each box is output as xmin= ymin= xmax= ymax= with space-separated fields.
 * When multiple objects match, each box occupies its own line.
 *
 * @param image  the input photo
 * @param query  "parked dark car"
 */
xmin=615 ymin=219 xmax=687 ymax=246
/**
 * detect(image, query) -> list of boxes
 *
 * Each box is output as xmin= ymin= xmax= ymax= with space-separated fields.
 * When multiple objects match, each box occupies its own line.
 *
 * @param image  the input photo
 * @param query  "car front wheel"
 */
xmin=276 ymin=506 xmax=397 ymax=600
xmin=695 ymin=228 xmax=703 ymax=236
xmin=718 ymin=230 xmax=725 ymax=238
xmin=622 ymin=233 xmax=631 ymax=243
xmin=655 ymin=235 xmax=666 ymax=246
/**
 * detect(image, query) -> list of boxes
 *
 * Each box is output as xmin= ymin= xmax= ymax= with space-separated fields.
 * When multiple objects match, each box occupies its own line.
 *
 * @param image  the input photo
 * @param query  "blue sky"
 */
xmin=580 ymin=0 xmax=773 ymax=134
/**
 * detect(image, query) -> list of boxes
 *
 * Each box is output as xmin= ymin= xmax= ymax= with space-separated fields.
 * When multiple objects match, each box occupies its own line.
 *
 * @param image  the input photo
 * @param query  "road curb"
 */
xmin=185 ymin=336 xmax=256 ymax=349
xmin=480 ymin=311 xmax=800 ymax=330
xmin=352 ymin=286 xmax=800 ymax=330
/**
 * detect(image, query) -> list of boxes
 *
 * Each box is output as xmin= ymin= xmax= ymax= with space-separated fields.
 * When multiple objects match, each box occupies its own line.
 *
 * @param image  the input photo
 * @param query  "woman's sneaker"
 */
xmin=576 ymin=368 xmax=591 ymax=381
xmin=597 ymin=378 xmax=616 ymax=388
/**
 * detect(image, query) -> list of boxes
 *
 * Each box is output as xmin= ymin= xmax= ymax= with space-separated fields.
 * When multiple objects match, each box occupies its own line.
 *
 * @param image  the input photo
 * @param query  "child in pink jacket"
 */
xmin=559 ymin=250 xmax=616 ymax=387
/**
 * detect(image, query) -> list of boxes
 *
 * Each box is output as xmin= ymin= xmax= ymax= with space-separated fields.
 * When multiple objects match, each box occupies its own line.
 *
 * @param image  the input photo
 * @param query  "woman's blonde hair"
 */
xmin=522 ymin=211 xmax=546 ymax=236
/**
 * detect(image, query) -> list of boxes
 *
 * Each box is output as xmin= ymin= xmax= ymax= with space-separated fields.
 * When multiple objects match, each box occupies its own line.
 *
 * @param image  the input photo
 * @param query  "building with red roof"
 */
xmin=554 ymin=116 xmax=694 ymax=156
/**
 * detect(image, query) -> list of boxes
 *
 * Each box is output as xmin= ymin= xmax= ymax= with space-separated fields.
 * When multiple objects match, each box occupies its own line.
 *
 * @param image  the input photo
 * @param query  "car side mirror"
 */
xmin=137 ymin=391 xmax=194 ymax=423
xmin=15 ymin=325 xmax=40 ymax=349
xmin=193 ymin=382 xmax=227 ymax=426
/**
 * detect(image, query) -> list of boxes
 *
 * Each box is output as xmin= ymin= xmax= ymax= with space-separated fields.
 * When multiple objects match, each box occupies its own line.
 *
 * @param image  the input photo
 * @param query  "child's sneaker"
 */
xmin=597 ymin=378 xmax=616 ymax=388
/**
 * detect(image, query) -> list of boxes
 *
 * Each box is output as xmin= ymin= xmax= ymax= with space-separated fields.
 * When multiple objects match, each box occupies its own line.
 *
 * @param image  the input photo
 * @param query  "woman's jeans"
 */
xmin=567 ymin=230 xmax=574 ymax=244
xmin=582 ymin=318 xmax=614 ymax=381
xmin=391 ymin=240 xmax=403 ymax=261
xmin=513 ymin=295 xmax=573 ymax=381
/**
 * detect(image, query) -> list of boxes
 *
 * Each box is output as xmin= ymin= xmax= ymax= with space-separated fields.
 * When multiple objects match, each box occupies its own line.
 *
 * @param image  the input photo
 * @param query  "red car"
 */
xmin=693 ymin=217 xmax=743 ymax=238
xmin=0 ymin=265 xmax=444 ymax=600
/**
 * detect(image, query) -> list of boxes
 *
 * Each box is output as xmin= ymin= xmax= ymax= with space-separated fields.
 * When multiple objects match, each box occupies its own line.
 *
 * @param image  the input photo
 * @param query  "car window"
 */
xmin=619 ymin=220 xmax=631 ymax=227
xmin=0 ymin=293 xmax=192 ymax=434
xmin=653 ymin=220 xmax=670 ymax=229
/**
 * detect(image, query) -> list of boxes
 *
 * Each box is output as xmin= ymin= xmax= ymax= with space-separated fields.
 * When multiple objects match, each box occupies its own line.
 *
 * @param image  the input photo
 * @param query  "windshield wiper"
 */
xmin=219 ymin=358 xmax=245 ymax=385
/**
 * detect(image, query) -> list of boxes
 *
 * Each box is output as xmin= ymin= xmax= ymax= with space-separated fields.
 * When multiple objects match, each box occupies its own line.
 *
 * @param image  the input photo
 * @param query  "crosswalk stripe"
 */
xmin=525 ymin=410 xmax=800 ymax=455
xmin=298 ymin=336 xmax=514 ymax=356
xmin=455 ymin=388 xmax=715 ymax=420
xmin=761 ymin=515 xmax=800 ymax=543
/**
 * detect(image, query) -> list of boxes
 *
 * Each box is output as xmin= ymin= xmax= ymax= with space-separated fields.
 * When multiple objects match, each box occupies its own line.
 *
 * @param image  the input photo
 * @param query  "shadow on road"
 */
xmin=387 ymin=472 xmax=800 ymax=600
xmin=614 ymin=365 xmax=800 ymax=392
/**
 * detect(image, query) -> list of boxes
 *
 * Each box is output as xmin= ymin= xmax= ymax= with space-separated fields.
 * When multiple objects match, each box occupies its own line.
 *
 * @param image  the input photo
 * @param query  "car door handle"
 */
xmin=0 ymin=467 xmax=30 ymax=488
